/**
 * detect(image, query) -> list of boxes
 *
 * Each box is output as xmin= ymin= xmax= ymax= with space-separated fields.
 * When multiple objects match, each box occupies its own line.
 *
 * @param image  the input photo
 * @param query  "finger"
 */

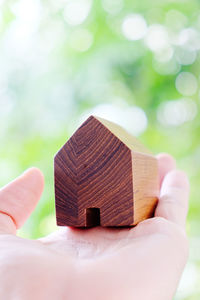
xmin=157 ymin=153 xmax=176 ymax=188
xmin=0 ymin=168 xmax=44 ymax=234
xmin=155 ymin=170 xmax=190 ymax=228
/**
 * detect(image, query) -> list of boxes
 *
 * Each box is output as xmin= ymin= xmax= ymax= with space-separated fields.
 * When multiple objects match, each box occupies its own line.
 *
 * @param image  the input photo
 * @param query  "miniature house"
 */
xmin=54 ymin=115 xmax=159 ymax=227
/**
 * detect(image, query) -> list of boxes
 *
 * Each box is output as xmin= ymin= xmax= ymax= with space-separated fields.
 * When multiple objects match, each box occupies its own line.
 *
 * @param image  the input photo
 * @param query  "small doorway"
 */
xmin=86 ymin=208 xmax=100 ymax=227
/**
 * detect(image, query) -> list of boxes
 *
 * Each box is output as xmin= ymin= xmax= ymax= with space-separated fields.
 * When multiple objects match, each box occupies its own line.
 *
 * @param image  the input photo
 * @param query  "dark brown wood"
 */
xmin=54 ymin=115 xmax=159 ymax=227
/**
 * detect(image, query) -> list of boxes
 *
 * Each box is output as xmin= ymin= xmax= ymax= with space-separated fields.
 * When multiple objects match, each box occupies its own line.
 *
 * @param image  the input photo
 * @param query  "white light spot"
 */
xmin=157 ymin=98 xmax=197 ymax=127
xmin=122 ymin=14 xmax=147 ymax=41
xmin=69 ymin=29 xmax=93 ymax=52
xmin=153 ymin=59 xmax=180 ymax=75
xmin=178 ymin=28 xmax=200 ymax=51
xmin=80 ymin=104 xmax=148 ymax=136
xmin=10 ymin=0 xmax=41 ymax=40
xmin=155 ymin=45 xmax=173 ymax=62
xmin=145 ymin=24 xmax=169 ymax=52
xmin=175 ymin=72 xmax=198 ymax=96
xmin=165 ymin=9 xmax=188 ymax=31
xmin=63 ymin=0 xmax=91 ymax=26
xmin=175 ymin=47 xmax=196 ymax=65
xmin=102 ymin=0 xmax=123 ymax=15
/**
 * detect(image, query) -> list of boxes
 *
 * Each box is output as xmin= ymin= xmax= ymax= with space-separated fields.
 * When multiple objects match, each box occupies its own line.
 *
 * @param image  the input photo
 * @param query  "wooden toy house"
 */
xmin=54 ymin=115 xmax=159 ymax=227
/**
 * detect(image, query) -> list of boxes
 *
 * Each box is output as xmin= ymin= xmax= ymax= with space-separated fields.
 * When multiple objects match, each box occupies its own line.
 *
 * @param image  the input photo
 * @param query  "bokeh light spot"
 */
xmin=178 ymin=28 xmax=200 ymax=51
xmin=175 ymin=72 xmax=198 ymax=96
xmin=157 ymin=98 xmax=197 ymax=127
xmin=165 ymin=9 xmax=188 ymax=31
xmin=63 ymin=0 xmax=91 ymax=26
xmin=175 ymin=47 xmax=196 ymax=65
xmin=155 ymin=45 xmax=173 ymax=62
xmin=102 ymin=0 xmax=123 ymax=15
xmin=80 ymin=103 xmax=148 ymax=136
xmin=10 ymin=0 xmax=41 ymax=42
xmin=153 ymin=58 xmax=180 ymax=75
xmin=122 ymin=14 xmax=147 ymax=41
xmin=145 ymin=24 xmax=169 ymax=52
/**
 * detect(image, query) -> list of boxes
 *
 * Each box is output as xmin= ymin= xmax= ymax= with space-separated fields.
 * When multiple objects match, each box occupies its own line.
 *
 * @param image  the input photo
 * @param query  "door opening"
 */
xmin=86 ymin=208 xmax=100 ymax=227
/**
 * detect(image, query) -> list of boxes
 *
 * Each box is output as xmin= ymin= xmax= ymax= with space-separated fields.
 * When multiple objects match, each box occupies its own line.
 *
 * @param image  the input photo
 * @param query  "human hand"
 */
xmin=0 ymin=153 xmax=189 ymax=300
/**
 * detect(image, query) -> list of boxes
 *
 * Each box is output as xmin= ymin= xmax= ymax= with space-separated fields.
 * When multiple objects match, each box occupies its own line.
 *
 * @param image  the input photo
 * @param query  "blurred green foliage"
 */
xmin=0 ymin=0 xmax=200 ymax=298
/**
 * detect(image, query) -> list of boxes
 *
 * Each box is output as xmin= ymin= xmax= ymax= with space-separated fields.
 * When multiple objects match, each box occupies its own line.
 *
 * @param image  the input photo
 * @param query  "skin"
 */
xmin=0 ymin=153 xmax=189 ymax=300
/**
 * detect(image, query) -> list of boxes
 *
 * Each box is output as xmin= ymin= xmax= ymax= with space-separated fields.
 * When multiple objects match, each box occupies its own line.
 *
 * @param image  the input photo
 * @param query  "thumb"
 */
xmin=155 ymin=170 xmax=189 ymax=228
xmin=0 ymin=168 xmax=44 ymax=234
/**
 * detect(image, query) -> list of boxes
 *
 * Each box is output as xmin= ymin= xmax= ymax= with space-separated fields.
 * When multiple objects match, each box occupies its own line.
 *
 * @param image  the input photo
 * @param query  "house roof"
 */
xmin=93 ymin=115 xmax=152 ymax=155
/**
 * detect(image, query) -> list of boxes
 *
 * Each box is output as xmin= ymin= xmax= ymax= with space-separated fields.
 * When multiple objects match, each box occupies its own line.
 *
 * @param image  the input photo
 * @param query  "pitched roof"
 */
xmin=93 ymin=115 xmax=152 ymax=155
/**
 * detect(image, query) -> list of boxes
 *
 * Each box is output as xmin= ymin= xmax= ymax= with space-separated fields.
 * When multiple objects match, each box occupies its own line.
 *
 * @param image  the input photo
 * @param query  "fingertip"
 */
xmin=23 ymin=167 xmax=44 ymax=181
xmin=22 ymin=167 xmax=45 ymax=194
xmin=157 ymin=153 xmax=176 ymax=187
xmin=157 ymin=153 xmax=176 ymax=168
xmin=0 ymin=167 xmax=45 ymax=231
xmin=157 ymin=169 xmax=190 ymax=227
xmin=162 ymin=170 xmax=190 ymax=191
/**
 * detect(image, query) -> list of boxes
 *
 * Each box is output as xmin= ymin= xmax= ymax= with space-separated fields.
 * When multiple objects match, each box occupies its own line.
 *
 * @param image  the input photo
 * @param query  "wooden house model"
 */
xmin=54 ymin=115 xmax=159 ymax=227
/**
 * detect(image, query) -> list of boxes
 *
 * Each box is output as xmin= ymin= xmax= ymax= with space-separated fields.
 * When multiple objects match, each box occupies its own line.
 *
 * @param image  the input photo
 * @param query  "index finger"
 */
xmin=0 ymin=168 xmax=44 ymax=234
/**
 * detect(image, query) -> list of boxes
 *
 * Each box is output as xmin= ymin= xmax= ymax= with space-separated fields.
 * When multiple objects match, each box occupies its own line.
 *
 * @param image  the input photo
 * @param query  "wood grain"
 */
xmin=131 ymin=151 xmax=159 ymax=225
xmin=54 ymin=115 xmax=159 ymax=227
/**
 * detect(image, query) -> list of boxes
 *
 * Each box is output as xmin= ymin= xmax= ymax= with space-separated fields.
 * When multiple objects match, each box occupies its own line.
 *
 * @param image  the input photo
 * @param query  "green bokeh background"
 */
xmin=0 ymin=0 xmax=200 ymax=298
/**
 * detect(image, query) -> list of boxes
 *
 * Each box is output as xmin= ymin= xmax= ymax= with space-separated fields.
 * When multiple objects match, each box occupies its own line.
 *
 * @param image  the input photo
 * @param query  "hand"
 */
xmin=0 ymin=154 xmax=189 ymax=300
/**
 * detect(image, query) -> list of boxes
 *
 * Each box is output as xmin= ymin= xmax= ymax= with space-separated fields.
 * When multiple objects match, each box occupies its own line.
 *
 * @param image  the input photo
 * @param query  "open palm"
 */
xmin=0 ymin=154 xmax=189 ymax=300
